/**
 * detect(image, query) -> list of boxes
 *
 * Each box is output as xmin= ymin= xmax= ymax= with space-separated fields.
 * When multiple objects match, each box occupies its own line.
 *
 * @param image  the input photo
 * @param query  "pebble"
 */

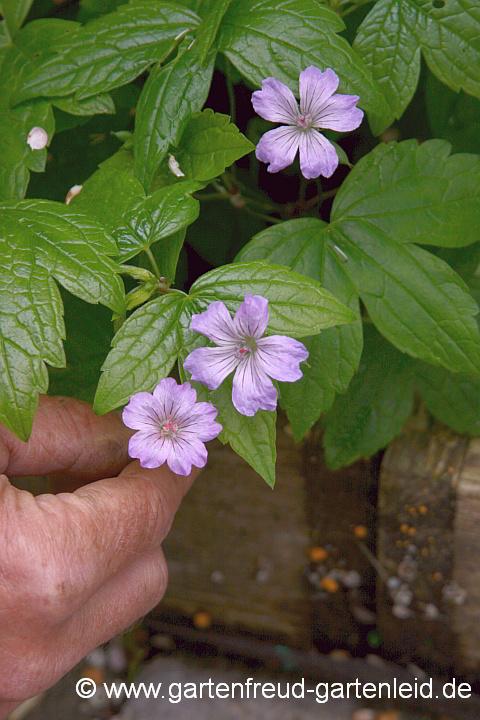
xmin=210 ymin=570 xmax=225 ymax=585
xmin=442 ymin=582 xmax=467 ymax=605
xmin=85 ymin=647 xmax=106 ymax=669
xmin=387 ymin=576 xmax=401 ymax=590
xmin=394 ymin=584 xmax=413 ymax=606
xmin=150 ymin=634 xmax=176 ymax=651
xmin=352 ymin=709 xmax=376 ymax=720
xmin=106 ymin=642 xmax=127 ymax=673
xmin=343 ymin=570 xmax=362 ymax=588
xmin=392 ymin=604 xmax=413 ymax=619
xmin=423 ymin=603 xmax=440 ymax=620
xmin=352 ymin=605 xmax=376 ymax=624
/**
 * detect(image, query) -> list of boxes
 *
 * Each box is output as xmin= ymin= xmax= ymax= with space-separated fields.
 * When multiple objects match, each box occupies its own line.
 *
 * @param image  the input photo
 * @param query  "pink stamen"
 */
xmin=162 ymin=414 xmax=179 ymax=435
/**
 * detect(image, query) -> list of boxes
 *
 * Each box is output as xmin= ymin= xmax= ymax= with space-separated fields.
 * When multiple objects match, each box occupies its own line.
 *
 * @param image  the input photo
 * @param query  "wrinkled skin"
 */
xmin=0 ymin=396 xmax=196 ymax=719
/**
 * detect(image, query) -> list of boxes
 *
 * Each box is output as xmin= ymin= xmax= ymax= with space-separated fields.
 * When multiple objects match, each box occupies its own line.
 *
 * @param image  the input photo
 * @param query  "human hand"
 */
xmin=0 ymin=395 xmax=197 ymax=718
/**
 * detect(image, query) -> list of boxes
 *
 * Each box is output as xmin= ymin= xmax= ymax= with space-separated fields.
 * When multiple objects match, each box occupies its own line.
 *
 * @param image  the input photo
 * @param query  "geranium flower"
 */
xmin=122 ymin=378 xmax=222 ymax=475
xmin=251 ymin=66 xmax=363 ymax=179
xmin=183 ymin=295 xmax=308 ymax=417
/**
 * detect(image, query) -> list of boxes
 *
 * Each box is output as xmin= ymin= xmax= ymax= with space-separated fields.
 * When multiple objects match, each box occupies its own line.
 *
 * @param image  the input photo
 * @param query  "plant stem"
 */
xmin=226 ymin=60 xmax=236 ymax=126
xmin=242 ymin=207 xmax=282 ymax=224
xmin=340 ymin=0 xmax=374 ymax=17
xmin=145 ymin=247 xmax=162 ymax=280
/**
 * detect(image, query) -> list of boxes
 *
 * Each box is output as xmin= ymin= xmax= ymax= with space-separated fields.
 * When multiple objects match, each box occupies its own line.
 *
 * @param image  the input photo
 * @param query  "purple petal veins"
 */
xmin=184 ymin=294 xmax=309 ymax=417
xmin=122 ymin=377 xmax=222 ymax=475
xmin=251 ymin=66 xmax=363 ymax=179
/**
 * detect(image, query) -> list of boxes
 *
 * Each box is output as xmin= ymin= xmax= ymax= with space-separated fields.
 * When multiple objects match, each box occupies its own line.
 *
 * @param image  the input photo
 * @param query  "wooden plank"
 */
xmin=157 ymin=417 xmax=313 ymax=647
xmin=376 ymin=421 xmax=470 ymax=672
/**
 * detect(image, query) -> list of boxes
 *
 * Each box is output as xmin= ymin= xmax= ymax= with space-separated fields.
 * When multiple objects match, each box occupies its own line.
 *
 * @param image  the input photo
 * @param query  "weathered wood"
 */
xmin=376 ymin=418 xmax=478 ymax=673
xmin=158 ymin=417 xmax=314 ymax=647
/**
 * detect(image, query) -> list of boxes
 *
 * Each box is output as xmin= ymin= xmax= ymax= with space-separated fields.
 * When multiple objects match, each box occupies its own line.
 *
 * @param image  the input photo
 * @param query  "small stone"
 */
xmin=305 ymin=570 xmax=323 ymax=589
xmin=352 ymin=709 xmax=376 ymax=720
xmin=424 ymin=603 xmax=440 ymax=620
xmin=392 ymin=604 xmax=413 ymax=619
xmin=150 ymin=634 xmax=176 ymax=651
xmin=343 ymin=570 xmax=362 ymax=588
xmin=352 ymin=605 xmax=376 ymax=624
xmin=387 ymin=576 xmax=401 ymax=590
xmin=105 ymin=642 xmax=127 ymax=673
xmin=86 ymin=684 xmax=110 ymax=711
xmin=329 ymin=649 xmax=350 ymax=661
xmin=193 ymin=610 xmax=212 ymax=629
xmin=309 ymin=546 xmax=328 ymax=563
xmin=84 ymin=648 xmax=106 ymax=669
xmin=321 ymin=576 xmax=340 ymax=593
xmin=366 ymin=653 xmax=385 ymax=666
xmin=395 ymin=584 xmax=413 ymax=606
xmin=255 ymin=569 xmax=270 ymax=584
xmin=354 ymin=525 xmax=368 ymax=539
xmin=27 ymin=126 xmax=48 ymax=150
xmin=210 ymin=570 xmax=225 ymax=584
xmin=442 ymin=582 xmax=467 ymax=605
xmin=398 ymin=557 xmax=418 ymax=582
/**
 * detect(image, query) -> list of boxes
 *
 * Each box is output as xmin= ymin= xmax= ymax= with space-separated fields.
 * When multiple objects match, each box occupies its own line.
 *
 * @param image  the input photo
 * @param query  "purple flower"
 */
xmin=122 ymin=377 xmax=222 ymax=476
xmin=183 ymin=295 xmax=309 ymax=417
xmin=251 ymin=66 xmax=363 ymax=179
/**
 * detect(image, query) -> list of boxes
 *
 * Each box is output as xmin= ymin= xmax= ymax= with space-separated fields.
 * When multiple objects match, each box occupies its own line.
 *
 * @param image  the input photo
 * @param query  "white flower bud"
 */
xmin=65 ymin=184 xmax=84 ymax=205
xmin=27 ymin=126 xmax=48 ymax=150
xmin=168 ymin=153 xmax=185 ymax=177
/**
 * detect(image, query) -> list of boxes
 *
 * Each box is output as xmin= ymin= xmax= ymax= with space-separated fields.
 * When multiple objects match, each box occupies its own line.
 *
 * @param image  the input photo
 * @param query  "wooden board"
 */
xmin=158 ymin=417 xmax=314 ymax=647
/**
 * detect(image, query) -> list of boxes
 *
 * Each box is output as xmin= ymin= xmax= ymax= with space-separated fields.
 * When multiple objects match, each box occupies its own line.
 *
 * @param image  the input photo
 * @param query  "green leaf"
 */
xmin=415 ymin=362 xmax=480 ymax=436
xmin=211 ymin=376 xmax=277 ymax=486
xmin=0 ymin=200 xmax=125 ymax=439
xmin=77 ymin=0 xmax=128 ymax=23
xmin=331 ymin=139 xmax=480 ymax=249
xmin=169 ymin=109 xmax=254 ymax=182
xmin=195 ymin=0 xmax=233 ymax=63
xmin=115 ymin=181 xmax=201 ymax=262
xmin=331 ymin=223 xmax=480 ymax=376
xmin=48 ymin=290 xmax=114 ymax=404
xmin=135 ymin=228 xmax=187 ymax=284
xmin=94 ymin=293 xmax=186 ymax=413
xmin=354 ymin=0 xmax=480 ymax=121
xmin=190 ymin=260 xmax=356 ymax=338
xmin=51 ymin=93 xmax=115 ymax=117
xmin=217 ymin=0 xmax=392 ymax=134
xmin=323 ymin=324 xmax=414 ymax=470
xmin=236 ymin=218 xmax=363 ymax=439
xmin=14 ymin=1 xmax=201 ymax=104
xmin=425 ymin=70 xmax=480 ymax=155
xmin=134 ymin=42 xmax=215 ymax=191
xmin=68 ymin=167 xmax=145 ymax=231
xmin=0 ymin=0 xmax=34 ymax=37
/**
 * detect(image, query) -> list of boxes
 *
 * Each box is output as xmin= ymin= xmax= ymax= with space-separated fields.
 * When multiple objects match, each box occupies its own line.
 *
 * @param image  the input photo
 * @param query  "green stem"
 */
xmin=340 ymin=0 xmax=374 ymax=18
xmin=145 ymin=247 xmax=162 ymax=280
xmin=226 ymin=60 xmax=236 ymax=125
xmin=242 ymin=206 xmax=282 ymax=224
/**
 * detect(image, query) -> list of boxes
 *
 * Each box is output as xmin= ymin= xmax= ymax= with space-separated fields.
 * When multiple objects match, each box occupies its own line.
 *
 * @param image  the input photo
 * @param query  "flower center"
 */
xmin=235 ymin=337 xmax=257 ymax=359
xmin=295 ymin=113 xmax=313 ymax=129
xmin=161 ymin=414 xmax=179 ymax=437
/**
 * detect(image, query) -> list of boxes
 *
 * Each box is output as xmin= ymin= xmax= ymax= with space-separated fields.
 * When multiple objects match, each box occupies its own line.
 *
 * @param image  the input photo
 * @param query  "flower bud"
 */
xmin=27 ymin=126 xmax=48 ymax=150
xmin=168 ymin=153 xmax=185 ymax=177
xmin=65 ymin=184 xmax=83 ymax=205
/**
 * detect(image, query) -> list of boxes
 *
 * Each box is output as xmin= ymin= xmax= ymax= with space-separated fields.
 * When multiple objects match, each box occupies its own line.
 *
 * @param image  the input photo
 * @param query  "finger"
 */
xmin=4 ymin=546 xmax=168 ymax=701
xmin=2 ymin=461 xmax=197 ymax=619
xmin=0 ymin=395 xmax=132 ymax=482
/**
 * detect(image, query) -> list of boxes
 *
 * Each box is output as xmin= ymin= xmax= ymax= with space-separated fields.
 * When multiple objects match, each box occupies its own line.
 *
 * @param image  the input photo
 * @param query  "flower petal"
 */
xmin=183 ymin=346 xmax=239 ymax=390
xmin=314 ymin=93 xmax=364 ymax=131
xmin=167 ymin=437 xmax=207 ymax=476
xmin=190 ymin=301 xmax=238 ymax=345
xmin=256 ymin=126 xmax=300 ymax=174
xmin=298 ymin=129 xmax=339 ymax=179
xmin=299 ymin=67 xmax=339 ymax=118
xmin=251 ymin=77 xmax=299 ymax=124
xmin=122 ymin=391 xmax=162 ymax=431
xmin=181 ymin=402 xmax=223 ymax=441
xmin=256 ymin=335 xmax=308 ymax=381
xmin=151 ymin=377 xmax=184 ymax=419
xmin=128 ymin=431 xmax=169 ymax=469
xmin=232 ymin=357 xmax=278 ymax=416
xmin=234 ymin=294 xmax=268 ymax=339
